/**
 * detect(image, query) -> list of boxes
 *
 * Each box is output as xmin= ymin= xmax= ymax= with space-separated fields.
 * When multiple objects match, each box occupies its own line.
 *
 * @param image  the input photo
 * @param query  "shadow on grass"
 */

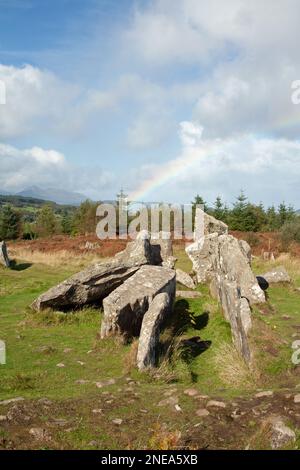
xmin=10 ymin=260 xmax=32 ymax=271
xmin=158 ymin=299 xmax=212 ymax=378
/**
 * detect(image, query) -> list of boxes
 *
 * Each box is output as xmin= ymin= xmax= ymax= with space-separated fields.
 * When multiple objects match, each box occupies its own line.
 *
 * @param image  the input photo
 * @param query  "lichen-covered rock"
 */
xmin=185 ymin=233 xmax=219 ymax=283
xmin=268 ymin=416 xmax=296 ymax=449
xmin=137 ymin=293 xmax=171 ymax=370
xmin=32 ymin=237 xmax=152 ymax=312
xmin=194 ymin=209 xmax=228 ymax=239
xmin=176 ymin=269 xmax=195 ymax=289
xmin=0 ymin=241 xmax=10 ymax=268
xmin=101 ymin=265 xmax=176 ymax=339
xmin=263 ymin=266 xmax=291 ymax=284
xmin=217 ymin=234 xmax=265 ymax=305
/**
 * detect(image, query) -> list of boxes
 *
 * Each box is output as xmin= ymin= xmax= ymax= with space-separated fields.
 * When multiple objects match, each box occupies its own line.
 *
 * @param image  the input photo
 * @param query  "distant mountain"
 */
xmin=16 ymin=186 xmax=87 ymax=206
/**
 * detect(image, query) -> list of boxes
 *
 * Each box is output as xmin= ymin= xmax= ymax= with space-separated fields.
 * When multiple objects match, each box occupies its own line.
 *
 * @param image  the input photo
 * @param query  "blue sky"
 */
xmin=0 ymin=0 xmax=300 ymax=207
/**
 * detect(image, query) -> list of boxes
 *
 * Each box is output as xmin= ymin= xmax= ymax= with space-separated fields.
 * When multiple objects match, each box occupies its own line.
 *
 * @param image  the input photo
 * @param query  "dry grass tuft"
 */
xmin=123 ymin=339 xmax=139 ymax=374
xmin=213 ymin=343 xmax=260 ymax=389
xmin=9 ymin=247 xmax=102 ymax=268
xmin=148 ymin=423 xmax=182 ymax=450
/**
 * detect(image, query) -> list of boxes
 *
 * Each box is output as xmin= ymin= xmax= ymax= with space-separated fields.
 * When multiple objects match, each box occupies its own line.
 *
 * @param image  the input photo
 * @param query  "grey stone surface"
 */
xmin=185 ymin=233 xmax=219 ymax=283
xmin=176 ymin=268 xmax=196 ymax=289
xmin=137 ymin=293 xmax=171 ymax=370
xmin=268 ymin=416 xmax=296 ymax=449
xmin=263 ymin=266 xmax=291 ymax=284
xmin=32 ymin=237 xmax=152 ymax=311
xmin=0 ymin=241 xmax=10 ymax=267
xmin=101 ymin=265 xmax=176 ymax=339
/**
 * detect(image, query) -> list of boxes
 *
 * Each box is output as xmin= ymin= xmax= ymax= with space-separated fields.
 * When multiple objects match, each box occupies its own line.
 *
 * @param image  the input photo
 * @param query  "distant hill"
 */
xmin=16 ymin=186 xmax=87 ymax=206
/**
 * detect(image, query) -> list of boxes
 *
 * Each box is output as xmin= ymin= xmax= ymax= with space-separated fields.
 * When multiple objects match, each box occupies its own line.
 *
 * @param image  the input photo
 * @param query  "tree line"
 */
xmin=0 ymin=191 xmax=299 ymax=242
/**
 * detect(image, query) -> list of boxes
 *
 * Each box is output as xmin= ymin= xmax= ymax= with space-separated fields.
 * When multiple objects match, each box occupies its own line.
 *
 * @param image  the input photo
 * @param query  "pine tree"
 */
xmin=0 ymin=204 xmax=22 ymax=240
xmin=36 ymin=205 xmax=59 ymax=238
xmin=229 ymin=190 xmax=248 ymax=230
xmin=213 ymin=196 xmax=224 ymax=220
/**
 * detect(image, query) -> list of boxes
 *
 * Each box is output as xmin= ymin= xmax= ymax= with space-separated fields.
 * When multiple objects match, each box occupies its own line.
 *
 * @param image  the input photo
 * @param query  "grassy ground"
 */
xmin=0 ymin=248 xmax=300 ymax=449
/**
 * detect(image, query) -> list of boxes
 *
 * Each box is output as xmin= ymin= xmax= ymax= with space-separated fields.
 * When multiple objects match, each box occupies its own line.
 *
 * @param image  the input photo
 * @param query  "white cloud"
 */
xmin=124 ymin=0 xmax=300 ymax=141
xmin=0 ymin=64 xmax=117 ymax=140
xmin=129 ymin=121 xmax=300 ymax=206
xmin=0 ymin=142 xmax=114 ymax=196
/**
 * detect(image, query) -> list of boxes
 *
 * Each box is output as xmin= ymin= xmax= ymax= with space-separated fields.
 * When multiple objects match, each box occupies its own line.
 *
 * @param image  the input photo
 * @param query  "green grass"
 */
xmin=1 ymin=251 xmax=300 ymax=449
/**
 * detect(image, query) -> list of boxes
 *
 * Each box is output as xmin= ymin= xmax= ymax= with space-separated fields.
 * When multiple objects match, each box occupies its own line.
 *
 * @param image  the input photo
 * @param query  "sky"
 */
xmin=0 ymin=0 xmax=300 ymax=207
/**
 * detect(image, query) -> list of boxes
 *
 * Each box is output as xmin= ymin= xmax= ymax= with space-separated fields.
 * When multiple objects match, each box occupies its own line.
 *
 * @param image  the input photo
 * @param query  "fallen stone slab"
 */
xmin=263 ymin=266 xmax=291 ymax=284
xmin=101 ymin=265 xmax=176 ymax=339
xmin=176 ymin=269 xmax=196 ymax=289
xmin=0 ymin=241 xmax=10 ymax=268
xmin=32 ymin=237 xmax=152 ymax=312
xmin=137 ymin=293 xmax=171 ymax=370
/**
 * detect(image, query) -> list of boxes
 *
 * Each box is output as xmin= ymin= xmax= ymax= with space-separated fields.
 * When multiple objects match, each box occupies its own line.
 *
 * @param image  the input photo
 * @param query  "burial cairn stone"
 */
xmin=32 ymin=236 xmax=153 ymax=311
xmin=186 ymin=209 xmax=265 ymax=362
xmin=101 ymin=265 xmax=176 ymax=339
xmin=137 ymin=293 xmax=171 ymax=370
xmin=0 ymin=241 xmax=10 ymax=268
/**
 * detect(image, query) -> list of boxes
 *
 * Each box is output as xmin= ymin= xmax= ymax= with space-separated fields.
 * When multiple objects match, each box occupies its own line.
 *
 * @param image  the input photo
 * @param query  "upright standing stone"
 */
xmin=137 ymin=293 xmax=171 ymax=369
xmin=0 ymin=241 xmax=10 ymax=268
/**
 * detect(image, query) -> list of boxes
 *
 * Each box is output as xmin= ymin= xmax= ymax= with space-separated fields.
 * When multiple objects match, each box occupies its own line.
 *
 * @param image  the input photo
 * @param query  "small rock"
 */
xmin=269 ymin=417 xmax=296 ymax=449
xmin=0 ymin=397 xmax=24 ymax=406
xmin=92 ymin=409 xmax=103 ymax=414
xmin=88 ymin=440 xmax=98 ymax=447
xmin=294 ymin=394 xmax=300 ymax=403
xmin=0 ymin=415 xmax=7 ymax=422
xmin=63 ymin=348 xmax=72 ymax=353
xmin=176 ymin=269 xmax=196 ymax=289
xmin=176 ymin=291 xmax=202 ymax=299
xmin=255 ymin=390 xmax=273 ymax=398
xmin=29 ymin=427 xmax=51 ymax=441
xmin=175 ymin=404 xmax=182 ymax=412
xmin=158 ymin=396 xmax=178 ymax=407
xmin=112 ymin=418 xmax=123 ymax=425
xmin=196 ymin=409 xmax=210 ymax=417
xmin=95 ymin=378 xmax=116 ymax=388
xmin=207 ymin=400 xmax=226 ymax=408
xmin=56 ymin=363 xmax=65 ymax=368
xmin=282 ymin=315 xmax=291 ymax=320
xmin=38 ymin=398 xmax=53 ymax=406
xmin=77 ymin=361 xmax=85 ymax=366
xmin=140 ymin=409 xmax=148 ymax=414
xmin=184 ymin=388 xmax=199 ymax=397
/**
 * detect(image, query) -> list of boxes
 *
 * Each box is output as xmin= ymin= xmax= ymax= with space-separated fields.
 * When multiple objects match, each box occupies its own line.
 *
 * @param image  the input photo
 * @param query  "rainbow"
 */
xmin=128 ymin=142 xmax=215 ymax=202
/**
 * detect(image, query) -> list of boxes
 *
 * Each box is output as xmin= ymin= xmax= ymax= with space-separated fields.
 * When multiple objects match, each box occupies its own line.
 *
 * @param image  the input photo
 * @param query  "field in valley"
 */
xmin=1 ymin=236 xmax=300 ymax=450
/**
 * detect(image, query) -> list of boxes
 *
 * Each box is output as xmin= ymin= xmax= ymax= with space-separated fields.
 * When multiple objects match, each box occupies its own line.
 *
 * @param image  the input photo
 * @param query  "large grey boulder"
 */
xmin=32 ymin=237 xmax=152 ymax=312
xmin=176 ymin=268 xmax=196 ymax=289
xmin=263 ymin=266 xmax=291 ymax=284
xmin=101 ymin=265 xmax=176 ymax=339
xmin=217 ymin=234 xmax=265 ymax=306
xmin=185 ymin=233 xmax=219 ymax=283
xmin=0 ymin=241 xmax=10 ymax=268
xmin=137 ymin=293 xmax=171 ymax=370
